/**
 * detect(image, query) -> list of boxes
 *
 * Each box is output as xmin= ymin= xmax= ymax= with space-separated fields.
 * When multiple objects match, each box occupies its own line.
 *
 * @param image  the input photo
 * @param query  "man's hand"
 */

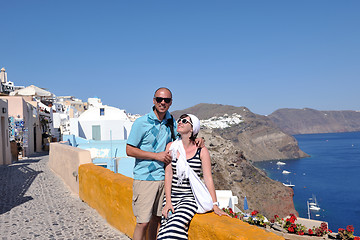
xmin=195 ymin=137 xmax=205 ymax=148
xmin=156 ymin=151 xmax=172 ymax=164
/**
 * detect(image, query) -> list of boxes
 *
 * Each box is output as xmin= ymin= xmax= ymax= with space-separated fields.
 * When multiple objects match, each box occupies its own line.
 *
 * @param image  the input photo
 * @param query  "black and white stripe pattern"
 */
xmin=157 ymin=148 xmax=202 ymax=240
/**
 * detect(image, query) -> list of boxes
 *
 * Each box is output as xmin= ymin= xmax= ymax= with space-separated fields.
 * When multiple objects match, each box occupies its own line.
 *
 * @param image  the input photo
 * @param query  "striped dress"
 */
xmin=157 ymin=148 xmax=202 ymax=240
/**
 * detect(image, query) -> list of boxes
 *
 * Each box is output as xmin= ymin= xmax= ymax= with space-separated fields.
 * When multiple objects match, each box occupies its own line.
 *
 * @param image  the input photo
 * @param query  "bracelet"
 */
xmin=213 ymin=202 xmax=219 ymax=206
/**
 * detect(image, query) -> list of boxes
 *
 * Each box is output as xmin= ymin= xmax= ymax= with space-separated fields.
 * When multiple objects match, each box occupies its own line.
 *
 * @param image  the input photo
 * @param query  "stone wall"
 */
xmin=79 ymin=163 xmax=136 ymax=238
xmin=78 ymin=163 xmax=284 ymax=240
xmin=49 ymin=143 xmax=91 ymax=194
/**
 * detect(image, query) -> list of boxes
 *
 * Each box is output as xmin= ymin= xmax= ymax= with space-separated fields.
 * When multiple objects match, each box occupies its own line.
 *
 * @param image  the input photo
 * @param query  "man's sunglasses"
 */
xmin=177 ymin=118 xmax=193 ymax=126
xmin=155 ymin=97 xmax=172 ymax=103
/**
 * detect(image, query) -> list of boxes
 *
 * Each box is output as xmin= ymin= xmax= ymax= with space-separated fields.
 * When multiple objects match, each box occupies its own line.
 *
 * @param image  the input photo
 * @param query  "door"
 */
xmin=1 ymin=117 xmax=6 ymax=164
xmin=34 ymin=126 xmax=37 ymax=152
xmin=92 ymin=125 xmax=101 ymax=141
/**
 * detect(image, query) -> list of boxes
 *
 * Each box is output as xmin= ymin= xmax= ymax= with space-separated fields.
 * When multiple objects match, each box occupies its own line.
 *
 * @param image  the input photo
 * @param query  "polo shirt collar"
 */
xmin=149 ymin=107 xmax=171 ymax=122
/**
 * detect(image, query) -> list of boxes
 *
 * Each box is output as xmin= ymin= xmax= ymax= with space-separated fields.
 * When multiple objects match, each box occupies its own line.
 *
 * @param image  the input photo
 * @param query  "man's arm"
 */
xmin=126 ymin=144 xmax=172 ymax=164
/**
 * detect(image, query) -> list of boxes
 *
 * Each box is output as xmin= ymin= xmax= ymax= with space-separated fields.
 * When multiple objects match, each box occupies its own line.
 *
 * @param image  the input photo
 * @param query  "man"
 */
xmin=126 ymin=87 xmax=176 ymax=240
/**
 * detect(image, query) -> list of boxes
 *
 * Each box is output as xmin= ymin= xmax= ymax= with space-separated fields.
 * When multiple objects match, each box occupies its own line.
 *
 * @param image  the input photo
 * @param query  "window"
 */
xmin=100 ymin=108 xmax=105 ymax=116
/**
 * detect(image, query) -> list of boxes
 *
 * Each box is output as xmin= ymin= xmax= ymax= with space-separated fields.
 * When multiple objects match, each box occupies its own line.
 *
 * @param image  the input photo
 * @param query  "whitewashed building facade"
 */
xmin=71 ymin=98 xmax=133 ymax=141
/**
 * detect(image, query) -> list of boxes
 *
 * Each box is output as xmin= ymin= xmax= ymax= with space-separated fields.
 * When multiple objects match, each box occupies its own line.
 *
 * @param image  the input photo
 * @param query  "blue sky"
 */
xmin=1 ymin=1 xmax=359 ymax=115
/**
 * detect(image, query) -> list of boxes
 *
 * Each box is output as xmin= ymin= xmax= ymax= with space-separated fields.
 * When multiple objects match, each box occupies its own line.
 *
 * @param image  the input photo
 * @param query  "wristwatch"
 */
xmin=213 ymin=202 xmax=219 ymax=206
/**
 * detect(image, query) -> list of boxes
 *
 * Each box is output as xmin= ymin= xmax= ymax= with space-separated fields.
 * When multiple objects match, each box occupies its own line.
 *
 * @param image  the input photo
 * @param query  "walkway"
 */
xmin=0 ymin=153 xmax=130 ymax=239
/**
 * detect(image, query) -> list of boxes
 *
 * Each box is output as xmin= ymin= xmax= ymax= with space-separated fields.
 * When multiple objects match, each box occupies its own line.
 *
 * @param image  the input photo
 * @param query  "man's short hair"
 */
xmin=154 ymin=87 xmax=172 ymax=98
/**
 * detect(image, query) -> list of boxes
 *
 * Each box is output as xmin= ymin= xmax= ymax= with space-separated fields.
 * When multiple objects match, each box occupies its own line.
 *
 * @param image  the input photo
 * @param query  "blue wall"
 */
xmin=62 ymin=135 xmax=134 ymax=178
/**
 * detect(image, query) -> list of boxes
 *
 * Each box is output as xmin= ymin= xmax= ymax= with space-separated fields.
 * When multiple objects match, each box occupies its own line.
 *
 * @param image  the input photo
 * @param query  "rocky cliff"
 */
xmin=268 ymin=108 xmax=360 ymax=135
xmin=198 ymin=128 xmax=298 ymax=219
xmin=171 ymin=103 xmax=304 ymax=218
xmin=172 ymin=103 xmax=309 ymax=162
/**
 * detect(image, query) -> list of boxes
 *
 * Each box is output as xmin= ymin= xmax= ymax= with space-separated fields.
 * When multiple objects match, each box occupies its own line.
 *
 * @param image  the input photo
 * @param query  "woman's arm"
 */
xmin=162 ymin=143 xmax=175 ymax=218
xmin=201 ymin=147 xmax=229 ymax=216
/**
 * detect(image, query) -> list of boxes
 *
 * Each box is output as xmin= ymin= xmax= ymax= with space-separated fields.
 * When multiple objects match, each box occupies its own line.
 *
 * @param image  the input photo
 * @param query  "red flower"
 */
xmin=329 ymin=229 xmax=332 ymax=233
xmin=338 ymin=228 xmax=345 ymax=233
xmin=308 ymin=229 xmax=313 ymax=235
xmin=346 ymin=225 xmax=354 ymax=233
xmin=274 ymin=214 xmax=279 ymax=219
xmin=298 ymin=230 xmax=304 ymax=235
xmin=251 ymin=210 xmax=259 ymax=216
xmin=315 ymin=227 xmax=323 ymax=236
xmin=320 ymin=222 xmax=328 ymax=231
xmin=288 ymin=227 xmax=295 ymax=233
xmin=354 ymin=237 xmax=360 ymax=240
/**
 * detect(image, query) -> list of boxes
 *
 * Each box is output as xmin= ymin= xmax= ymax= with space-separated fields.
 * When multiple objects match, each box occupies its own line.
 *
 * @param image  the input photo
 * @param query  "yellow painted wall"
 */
xmin=189 ymin=213 xmax=283 ymax=240
xmin=79 ymin=163 xmax=136 ymax=238
xmin=79 ymin=163 xmax=284 ymax=240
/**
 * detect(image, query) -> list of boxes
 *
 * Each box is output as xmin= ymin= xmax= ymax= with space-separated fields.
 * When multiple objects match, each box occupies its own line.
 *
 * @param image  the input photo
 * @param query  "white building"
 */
xmin=0 ymin=68 xmax=19 ymax=94
xmin=71 ymin=97 xmax=133 ymax=141
xmin=215 ymin=190 xmax=240 ymax=212
xmin=51 ymin=96 xmax=87 ymax=136
xmin=0 ymin=99 xmax=11 ymax=165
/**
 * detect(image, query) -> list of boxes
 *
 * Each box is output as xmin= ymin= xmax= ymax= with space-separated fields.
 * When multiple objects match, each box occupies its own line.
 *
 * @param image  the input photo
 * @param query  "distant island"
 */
xmin=268 ymin=108 xmax=360 ymax=135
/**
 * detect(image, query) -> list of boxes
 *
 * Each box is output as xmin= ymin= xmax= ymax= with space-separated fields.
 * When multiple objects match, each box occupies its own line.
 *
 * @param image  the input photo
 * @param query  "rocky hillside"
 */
xmin=268 ymin=108 xmax=360 ymax=135
xmin=172 ymin=103 xmax=309 ymax=162
xmin=171 ymin=103 xmax=305 ymax=218
xmin=198 ymin=128 xmax=298 ymax=218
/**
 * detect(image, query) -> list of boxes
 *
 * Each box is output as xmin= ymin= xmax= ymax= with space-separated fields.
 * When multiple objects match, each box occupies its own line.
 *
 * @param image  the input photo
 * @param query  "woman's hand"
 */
xmin=162 ymin=202 xmax=175 ymax=218
xmin=213 ymin=205 xmax=230 ymax=217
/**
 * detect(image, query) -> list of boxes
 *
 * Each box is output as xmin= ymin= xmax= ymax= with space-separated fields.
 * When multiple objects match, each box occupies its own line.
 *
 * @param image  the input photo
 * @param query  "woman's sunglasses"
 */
xmin=155 ymin=97 xmax=172 ymax=103
xmin=177 ymin=118 xmax=193 ymax=126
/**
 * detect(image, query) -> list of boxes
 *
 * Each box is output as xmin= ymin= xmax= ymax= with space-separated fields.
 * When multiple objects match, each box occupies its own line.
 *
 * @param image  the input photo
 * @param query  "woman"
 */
xmin=157 ymin=114 xmax=228 ymax=240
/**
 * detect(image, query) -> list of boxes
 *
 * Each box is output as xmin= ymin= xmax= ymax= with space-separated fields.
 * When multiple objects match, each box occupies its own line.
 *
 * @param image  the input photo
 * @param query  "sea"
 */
xmin=253 ymin=131 xmax=360 ymax=235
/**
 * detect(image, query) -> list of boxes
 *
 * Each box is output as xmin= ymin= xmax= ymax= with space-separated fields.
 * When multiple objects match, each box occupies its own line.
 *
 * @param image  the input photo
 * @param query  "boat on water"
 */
xmin=276 ymin=161 xmax=286 ymax=165
xmin=307 ymin=195 xmax=321 ymax=219
xmin=309 ymin=195 xmax=321 ymax=211
xmin=282 ymin=170 xmax=291 ymax=174
xmin=309 ymin=203 xmax=320 ymax=211
xmin=283 ymin=182 xmax=295 ymax=188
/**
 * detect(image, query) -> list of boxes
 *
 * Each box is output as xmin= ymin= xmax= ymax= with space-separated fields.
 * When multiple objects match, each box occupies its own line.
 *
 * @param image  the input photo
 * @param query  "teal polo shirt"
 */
xmin=127 ymin=109 xmax=177 ymax=181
